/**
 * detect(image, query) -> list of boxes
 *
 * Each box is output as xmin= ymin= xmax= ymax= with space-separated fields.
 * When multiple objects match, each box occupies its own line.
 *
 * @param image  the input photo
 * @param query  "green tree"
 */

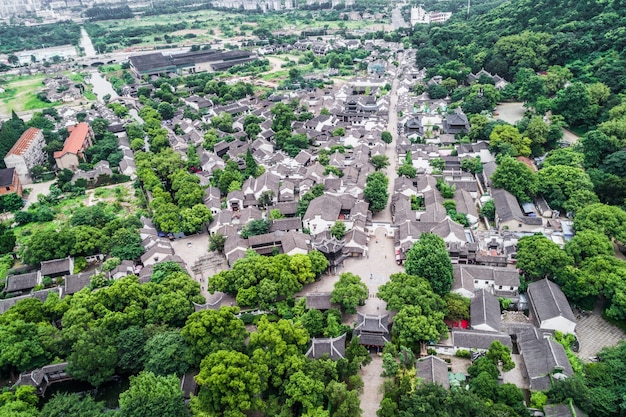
xmin=480 ymin=199 xmax=496 ymax=221
xmin=0 ymin=320 xmax=49 ymax=377
xmin=404 ymin=234 xmax=454 ymax=296
xmin=573 ymin=203 xmax=626 ymax=243
xmin=542 ymin=147 xmax=584 ymax=168
xmin=119 ymin=372 xmax=187 ymax=417
xmin=381 ymin=131 xmax=392 ymax=144
xmin=0 ymin=193 xmax=24 ymax=213
xmin=241 ymin=218 xmax=270 ymax=238
xmin=330 ymin=272 xmax=368 ymax=313
xmin=193 ymin=350 xmax=264 ymax=417
xmin=40 ymin=393 xmax=105 ymax=417
xmin=443 ymin=293 xmax=470 ymax=321
xmin=486 ymin=340 xmax=515 ymax=372
xmin=284 ymin=370 xmax=325 ymax=414
xmin=552 ymin=82 xmax=596 ymax=128
xmin=370 ymin=155 xmax=390 ymax=171
xmin=211 ymin=112 xmax=234 ymax=133
xmin=364 ymin=171 xmax=389 ymax=213
xmin=209 ymin=233 xmax=226 ymax=253
xmin=489 ymin=125 xmax=531 ymax=157
xmin=393 ymin=305 xmax=447 ymax=354
xmin=248 ymin=317 xmax=309 ymax=389
xmin=537 ymin=165 xmax=594 ymax=211
xmin=143 ymin=330 xmax=191 ymax=377
xmin=491 ymin=155 xmax=538 ymax=202
xmin=397 ymin=163 xmax=417 ymax=178
xmin=157 ymin=102 xmax=175 ymax=120
xmin=109 ymin=228 xmax=144 ymax=260
xmin=516 ymin=234 xmax=573 ymax=280
xmin=377 ymin=273 xmax=445 ymax=312
xmin=461 ymin=156 xmax=483 ymax=174
xmin=67 ymin=327 xmax=117 ymax=387
xmin=271 ymin=103 xmax=295 ymax=132
xmin=181 ymin=307 xmax=248 ymax=366
xmin=578 ymin=130 xmax=621 ymax=169
xmin=22 ymin=228 xmax=75 ymax=265
xmin=330 ymin=221 xmax=347 ymax=240
xmin=180 ymin=204 xmax=213 ymax=234
xmin=565 ymin=230 xmax=614 ymax=265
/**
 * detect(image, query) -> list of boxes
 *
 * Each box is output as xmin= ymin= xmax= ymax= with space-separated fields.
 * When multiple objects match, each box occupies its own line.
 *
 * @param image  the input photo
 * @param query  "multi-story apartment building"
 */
xmin=3 ymin=127 xmax=46 ymax=185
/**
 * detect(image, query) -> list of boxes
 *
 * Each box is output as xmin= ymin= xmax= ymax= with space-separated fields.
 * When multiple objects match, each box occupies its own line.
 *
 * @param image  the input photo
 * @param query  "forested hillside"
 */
xmin=412 ymin=0 xmax=626 ymax=93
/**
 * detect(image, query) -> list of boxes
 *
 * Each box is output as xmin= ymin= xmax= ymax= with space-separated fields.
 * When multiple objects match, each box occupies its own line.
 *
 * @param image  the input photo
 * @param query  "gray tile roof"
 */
xmin=451 ymin=329 xmax=512 ymax=350
xmin=40 ymin=258 xmax=72 ymax=277
xmin=416 ymin=355 xmax=450 ymax=388
xmin=527 ymin=279 xmax=576 ymax=325
xmin=305 ymin=293 xmax=333 ymax=310
xmin=64 ymin=271 xmax=95 ymax=295
xmin=305 ymin=333 xmax=346 ymax=360
xmin=471 ymin=289 xmax=502 ymax=331
xmin=4 ymin=272 xmax=38 ymax=293
xmin=518 ymin=327 xmax=574 ymax=391
xmin=0 ymin=288 xmax=60 ymax=314
xmin=544 ymin=404 xmax=587 ymax=417
xmin=304 ymin=194 xmax=342 ymax=223
xmin=269 ymin=218 xmax=303 ymax=232
xmin=492 ymin=188 xmax=543 ymax=226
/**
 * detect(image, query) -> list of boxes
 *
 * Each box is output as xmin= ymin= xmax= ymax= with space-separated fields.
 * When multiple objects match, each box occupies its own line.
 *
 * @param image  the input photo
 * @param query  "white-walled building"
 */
xmin=3 ymin=127 xmax=46 ymax=185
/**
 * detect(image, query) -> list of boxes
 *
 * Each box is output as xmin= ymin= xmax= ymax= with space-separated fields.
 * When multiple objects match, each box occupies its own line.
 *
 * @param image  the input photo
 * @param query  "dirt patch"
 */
xmin=494 ymin=102 xmax=526 ymax=125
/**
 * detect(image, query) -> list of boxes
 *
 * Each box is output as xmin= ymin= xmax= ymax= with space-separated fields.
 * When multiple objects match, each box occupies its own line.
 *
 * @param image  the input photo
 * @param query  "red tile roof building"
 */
xmin=54 ymin=123 xmax=94 ymax=170
xmin=0 ymin=167 xmax=23 ymax=197
xmin=3 ymin=127 xmax=46 ymax=185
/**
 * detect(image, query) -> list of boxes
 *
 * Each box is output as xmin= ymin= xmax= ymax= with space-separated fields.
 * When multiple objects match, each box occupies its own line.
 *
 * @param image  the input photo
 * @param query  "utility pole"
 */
xmin=467 ymin=0 xmax=471 ymax=19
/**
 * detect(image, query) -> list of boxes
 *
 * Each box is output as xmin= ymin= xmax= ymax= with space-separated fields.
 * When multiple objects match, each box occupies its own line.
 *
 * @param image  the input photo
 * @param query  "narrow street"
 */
xmin=356 ymin=59 xmax=403 ymax=417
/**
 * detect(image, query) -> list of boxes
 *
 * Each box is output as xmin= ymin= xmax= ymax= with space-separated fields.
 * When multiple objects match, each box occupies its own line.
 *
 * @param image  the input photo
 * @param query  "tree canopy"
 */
xmin=404 ymin=233 xmax=454 ymax=296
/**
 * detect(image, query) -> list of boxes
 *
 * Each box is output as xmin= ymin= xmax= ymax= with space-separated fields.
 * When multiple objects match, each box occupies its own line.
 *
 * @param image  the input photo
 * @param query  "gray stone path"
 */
xmin=359 ymin=355 xmax=385 ymax=416
xmin=575 ymin=300 xmax=626 ymax=361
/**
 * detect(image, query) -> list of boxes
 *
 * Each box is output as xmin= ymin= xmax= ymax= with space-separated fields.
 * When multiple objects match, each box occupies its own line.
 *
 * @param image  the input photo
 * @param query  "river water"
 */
xmin=86 ymin=70 xmax=142 ymax=123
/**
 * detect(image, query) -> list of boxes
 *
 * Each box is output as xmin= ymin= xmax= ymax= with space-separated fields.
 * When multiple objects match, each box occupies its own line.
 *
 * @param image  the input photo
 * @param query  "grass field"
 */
xmin=0 ymin=71 xmax=97 ymax=116
xmin=91 ymin=9 xmax=387 ymax=52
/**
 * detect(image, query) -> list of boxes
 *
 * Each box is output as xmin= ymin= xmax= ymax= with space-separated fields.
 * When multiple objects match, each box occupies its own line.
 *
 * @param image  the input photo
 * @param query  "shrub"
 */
xmin=455 ymin=349 xmax=471 ymax=358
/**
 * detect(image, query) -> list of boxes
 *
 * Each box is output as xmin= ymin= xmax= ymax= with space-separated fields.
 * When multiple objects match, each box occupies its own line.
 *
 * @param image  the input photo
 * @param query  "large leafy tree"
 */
xmin=552 ymin=82 xmax=596 ymax=128
xmin=330 ymin=272 xmax=368 ymax=313
xmin=40 ymin=393 xmax=105 ymax=417
xmin=573 ymin=203 xmax=626 ymax=243
xmin=0 ymin=320 xmax=50 ymax=377
xmin=489 ymin=125 xmax=531 ymax=157
xmin=377 ymin=273 xmax=445 ymax=312
xmin=143 ymin=330 xmax=191 ymax=377
xmin=393 ymin=305 xmax=447 ymax=355
xmin=404 ymin=234 xmax=454 ymax=296
xmin=491 ymin=156 xmax=538 ymax=203
xmin=67 ymin=327 xmax=117 ymax=387
xmin=564 ymin=230 xmax=614 ymax=265
xmin=516 ymin=234 xmax=573 ymax=280
xmin=537 ymin=165 xmax=594 ymax=212
xmin=248 ymin=317 xmax=309 ymax=389
xmin=181 ymin=307 xmax=248 ymax=366
xmin=119 ymin=372 xmax=187 ymax=417
xmin=193 ymin=350 xmax=265 ymax=417
xmin=364 ymin=171 xmax=389 ymax=213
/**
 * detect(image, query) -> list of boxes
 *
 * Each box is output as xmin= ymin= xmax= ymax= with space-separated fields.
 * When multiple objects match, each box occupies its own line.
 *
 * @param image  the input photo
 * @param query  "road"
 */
xmin=356 ymin=53 xmax=405 ymax=417
xmin=391 ymin=5 xmax=410 ymax=30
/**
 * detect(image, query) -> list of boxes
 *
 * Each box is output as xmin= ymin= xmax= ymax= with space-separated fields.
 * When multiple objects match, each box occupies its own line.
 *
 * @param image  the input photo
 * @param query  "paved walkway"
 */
xmin=23 ymin=180 xmax=54 ymax=209
xmin=575 ymin=299 xmax=625 ymax=361
xmin=170 ymin=234 xmax=231 ymax=302
xmin=359 ymin=355 xmax=384 ymax=416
